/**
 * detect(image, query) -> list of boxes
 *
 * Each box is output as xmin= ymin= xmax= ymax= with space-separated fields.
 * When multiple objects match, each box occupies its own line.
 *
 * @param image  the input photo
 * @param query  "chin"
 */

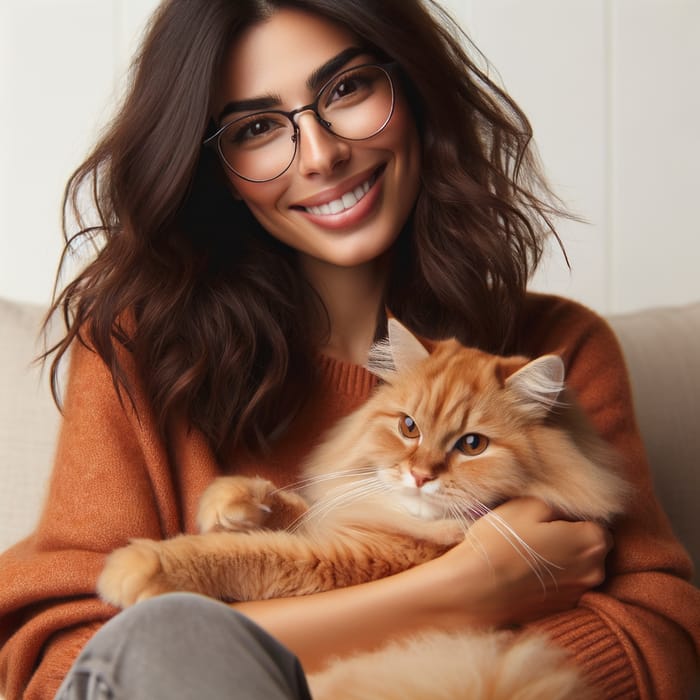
xmin=396 ymin=491 xmax=444 ymax=520
xmin=321 ymin=235 xmax=398 ymax=269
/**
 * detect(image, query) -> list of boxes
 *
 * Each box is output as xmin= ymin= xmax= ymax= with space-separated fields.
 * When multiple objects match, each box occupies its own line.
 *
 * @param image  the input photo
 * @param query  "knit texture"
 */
xmin=0 ymin=293 xmax=698 ymax=699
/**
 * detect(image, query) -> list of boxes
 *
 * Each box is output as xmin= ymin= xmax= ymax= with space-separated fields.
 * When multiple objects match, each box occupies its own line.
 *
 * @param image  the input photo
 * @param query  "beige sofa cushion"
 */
xmin=0 ymin=299 xmax=60 ymax=553
xmin=608 ymin=302 xmax=700 ymax=582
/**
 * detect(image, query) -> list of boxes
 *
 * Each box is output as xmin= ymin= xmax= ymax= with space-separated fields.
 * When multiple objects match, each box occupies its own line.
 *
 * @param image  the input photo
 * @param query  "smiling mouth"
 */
xmin=297 ymin=167 xmax=382 ymax=216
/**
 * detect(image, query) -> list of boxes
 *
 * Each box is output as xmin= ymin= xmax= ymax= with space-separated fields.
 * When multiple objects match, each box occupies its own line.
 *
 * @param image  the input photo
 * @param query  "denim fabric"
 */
xmin=54 ymin=593 xmax=312 ymax=700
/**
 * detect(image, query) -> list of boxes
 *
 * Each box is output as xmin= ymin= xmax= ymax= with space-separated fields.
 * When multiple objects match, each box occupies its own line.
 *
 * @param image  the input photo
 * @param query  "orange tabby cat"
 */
xmin=98 ymin=320 xmax=628 ymax=699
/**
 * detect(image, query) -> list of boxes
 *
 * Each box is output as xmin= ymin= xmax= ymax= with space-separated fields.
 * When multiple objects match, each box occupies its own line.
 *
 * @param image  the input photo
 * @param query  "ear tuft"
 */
xmin=505 ymin=355 xmax=565 ymax=414
xmin=366 ymin=319 xmax=430 ymax=382
xmin=366 ymin=337 xmax=397 ymax=382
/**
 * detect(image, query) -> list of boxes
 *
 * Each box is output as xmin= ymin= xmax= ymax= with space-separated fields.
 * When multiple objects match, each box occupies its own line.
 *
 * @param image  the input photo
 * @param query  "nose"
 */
xmin=294 ymin=111 xmax=350 ymax=176
xmin=410 ymin=466 xmax=439 ymax=488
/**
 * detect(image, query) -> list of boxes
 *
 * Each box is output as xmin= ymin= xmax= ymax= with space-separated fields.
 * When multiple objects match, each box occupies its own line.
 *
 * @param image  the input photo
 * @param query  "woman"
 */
xmin=0 ymin=1 xmax=697 ymax=698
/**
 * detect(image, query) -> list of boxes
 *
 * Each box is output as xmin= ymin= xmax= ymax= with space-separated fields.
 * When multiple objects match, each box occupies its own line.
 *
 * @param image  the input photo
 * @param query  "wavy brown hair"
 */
xmin=48 ymin=0 xmax=568 ymax=456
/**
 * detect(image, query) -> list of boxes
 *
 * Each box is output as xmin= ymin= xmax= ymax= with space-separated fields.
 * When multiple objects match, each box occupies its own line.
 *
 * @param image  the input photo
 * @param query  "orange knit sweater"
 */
xmin=0 ymin=294 xmax=698 ymax=699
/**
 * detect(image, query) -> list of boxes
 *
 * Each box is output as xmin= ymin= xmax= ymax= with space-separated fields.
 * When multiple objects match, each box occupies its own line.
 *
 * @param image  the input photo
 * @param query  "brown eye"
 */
xmin=455 ymin=433 xmax=489 ymax=456
xmin=399 ymin=415 xmax=420 ymax=439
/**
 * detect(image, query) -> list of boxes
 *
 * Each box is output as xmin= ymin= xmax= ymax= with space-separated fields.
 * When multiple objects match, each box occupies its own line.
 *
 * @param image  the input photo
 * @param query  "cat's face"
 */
xmin=304 ymin=320 xmax=623 ymax=527
xmin=360 ymin=341 xmax=549 ymax=519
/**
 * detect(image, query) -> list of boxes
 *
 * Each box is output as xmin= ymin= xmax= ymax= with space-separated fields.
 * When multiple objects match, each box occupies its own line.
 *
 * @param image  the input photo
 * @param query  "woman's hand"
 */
xmin=430 ymin=497 xmax=613 ymax=629
xmin=234 ymin=497 xmax=612 ymax=671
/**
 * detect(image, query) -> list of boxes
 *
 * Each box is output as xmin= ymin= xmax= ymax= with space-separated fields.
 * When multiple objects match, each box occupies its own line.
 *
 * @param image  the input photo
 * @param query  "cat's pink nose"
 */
xmin=410 ymin=468 xmax=437 ymax=488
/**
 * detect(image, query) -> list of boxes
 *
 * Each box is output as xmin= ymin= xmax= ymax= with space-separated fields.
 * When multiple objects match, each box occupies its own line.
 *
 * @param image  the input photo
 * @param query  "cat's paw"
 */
xmin=197 ymin=476 xmax=277 ymax=533
xmin=97 ymin=539 xmax=174 ymax=608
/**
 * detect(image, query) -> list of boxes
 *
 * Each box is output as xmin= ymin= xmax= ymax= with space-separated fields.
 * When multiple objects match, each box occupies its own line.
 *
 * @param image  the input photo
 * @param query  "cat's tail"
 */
xmin=307 ymin=628 xmax=597 ymax=700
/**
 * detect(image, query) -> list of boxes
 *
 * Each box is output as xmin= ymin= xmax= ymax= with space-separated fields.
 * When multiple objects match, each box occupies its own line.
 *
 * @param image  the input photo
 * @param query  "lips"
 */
xmin=291 ymin=165 xmax=384 ymax=216
xmin=288 ymin=164 xmax=386 ymax=231
xmin=304 ymin=178 xmax=373 ymax=216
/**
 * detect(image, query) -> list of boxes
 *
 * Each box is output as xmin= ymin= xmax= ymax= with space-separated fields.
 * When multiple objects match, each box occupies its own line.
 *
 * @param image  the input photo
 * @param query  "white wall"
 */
xmin=443 ymin=0 xmax=700 ymax=313
xmin=0 ymin=0 xmax=160 ymax=307
xmin=1 ymin=0 xmax=699 ymax=314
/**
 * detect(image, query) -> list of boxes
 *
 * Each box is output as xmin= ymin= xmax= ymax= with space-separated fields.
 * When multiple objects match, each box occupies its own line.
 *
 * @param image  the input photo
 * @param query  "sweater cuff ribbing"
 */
xmin=532 ymin=607 xmax=639 ymax=699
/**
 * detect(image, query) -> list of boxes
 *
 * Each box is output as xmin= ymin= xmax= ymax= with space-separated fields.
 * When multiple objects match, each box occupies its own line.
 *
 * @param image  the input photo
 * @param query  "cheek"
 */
xmin=372 ymin=434 xmax=416 ymax=480
xmin=379 ymin=432 xmax=413 ymax=464
xmin=388 ymin=97 xmax=421 ymax=164
xmin=227 ymin=175 xmax=285 ymax=220
xmin=386 ymin=113 xmax=421 ymax=222
xmin=448 ymin=449 xmax=526 ymax=501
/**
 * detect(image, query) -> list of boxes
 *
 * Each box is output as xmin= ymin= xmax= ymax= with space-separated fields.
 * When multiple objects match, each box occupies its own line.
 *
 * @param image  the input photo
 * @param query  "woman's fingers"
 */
xmin=435 ymin=497 xmax=614 ymax=627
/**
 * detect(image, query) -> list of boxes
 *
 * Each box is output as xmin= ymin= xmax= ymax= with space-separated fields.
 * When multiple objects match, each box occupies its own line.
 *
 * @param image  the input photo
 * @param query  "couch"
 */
xmin=1 ymin=296 xmax=698 ymax=696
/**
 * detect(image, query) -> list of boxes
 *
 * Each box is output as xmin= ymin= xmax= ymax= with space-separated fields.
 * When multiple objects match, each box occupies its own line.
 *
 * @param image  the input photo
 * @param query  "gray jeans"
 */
xmin=54 ymin=593 xmax=313 ymax=699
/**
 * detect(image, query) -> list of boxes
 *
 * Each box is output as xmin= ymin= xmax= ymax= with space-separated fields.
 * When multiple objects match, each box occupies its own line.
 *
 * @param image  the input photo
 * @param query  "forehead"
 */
xmin=219 ymin=8 xmax=359 ymax=103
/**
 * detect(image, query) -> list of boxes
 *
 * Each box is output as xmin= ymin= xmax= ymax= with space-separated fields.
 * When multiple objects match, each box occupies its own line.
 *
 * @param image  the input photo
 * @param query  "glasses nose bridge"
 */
xmin=291 ymin=105 xmax=349 ymax=176
xmin=289 ymin=98 xmax=331 ymax=133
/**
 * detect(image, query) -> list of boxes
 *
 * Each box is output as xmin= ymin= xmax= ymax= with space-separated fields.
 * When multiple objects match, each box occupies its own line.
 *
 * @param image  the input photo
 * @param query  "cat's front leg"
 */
xmin=197 ymin=476 xmax=308 ymax=533
xmin=97 ymin=538 xmax=175 ymax=608
xmin=387 ymin=515 xmax=466 ymax=547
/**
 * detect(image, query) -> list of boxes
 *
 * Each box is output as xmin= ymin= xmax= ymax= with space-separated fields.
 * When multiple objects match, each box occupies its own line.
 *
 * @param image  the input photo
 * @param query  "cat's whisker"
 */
xmin=279 ymin=471 xmax=384 ymax=531
xmin=445 ymin=494 xmax=560 ymax=590
xmin=487 ymin=519 xmax=548 ymax=591
xmin=317 ymin=479 xmax=392 ymax=515
xmin=445 ymin=501 xmax=493 ymax=563
xmin=298 ymin=484 xmax=387 ymax=532
xmin=446 ymin=502 xmax=473 ymax=536
xmin=485 ymin=509 xmax=563 ymax=573
xmin=477 ymin=506 xmax=562 ymax=593
xmin=272 ymin=468 xmax=379 ymax=495
xmin=442 ymin=490 xmax=490 ymax=524
xmin=286 ymin=509 xmax=313 ymax=534
xmin=293 ymin=478 xmax=391 ymax=531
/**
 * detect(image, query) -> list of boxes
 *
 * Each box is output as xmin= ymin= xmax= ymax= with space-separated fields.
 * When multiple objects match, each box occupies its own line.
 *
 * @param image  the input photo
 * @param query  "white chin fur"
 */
xmin=397 ymin=491 xmax=442 ymax=520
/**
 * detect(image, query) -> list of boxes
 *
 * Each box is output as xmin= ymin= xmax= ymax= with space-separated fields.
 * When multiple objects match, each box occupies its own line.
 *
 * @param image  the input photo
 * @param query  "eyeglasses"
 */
xmin=204 ymin=63 xmax=396 ymax=183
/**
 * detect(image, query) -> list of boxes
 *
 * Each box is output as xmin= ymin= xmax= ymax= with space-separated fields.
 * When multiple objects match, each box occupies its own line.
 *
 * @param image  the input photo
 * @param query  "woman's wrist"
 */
xmin=420 ymin=542 xmax=509 ymax=630
xmin=232 ymin=557 xmax=478 ymax=671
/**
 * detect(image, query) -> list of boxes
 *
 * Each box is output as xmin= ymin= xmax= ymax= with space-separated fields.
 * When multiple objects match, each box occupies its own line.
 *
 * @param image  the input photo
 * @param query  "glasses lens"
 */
xmin=213 ymin=65 xmax=395 ymax=182
xmin=217 ymin=112 xmax=295 ymax=182
xmin=318 ymin=65 xmax=395 ymax=141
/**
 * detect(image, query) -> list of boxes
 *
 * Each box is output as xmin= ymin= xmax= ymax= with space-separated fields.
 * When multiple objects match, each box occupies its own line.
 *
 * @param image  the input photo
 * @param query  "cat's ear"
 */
xmin=367 ymin=319 xmax=430 ymax=382
xmin=504 ymin=354 xmax=565 ymax=416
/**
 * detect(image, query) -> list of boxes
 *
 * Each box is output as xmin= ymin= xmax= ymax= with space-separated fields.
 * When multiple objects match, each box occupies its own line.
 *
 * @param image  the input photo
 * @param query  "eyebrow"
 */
xmin=218 ymin=46 xmax=367 ymax=122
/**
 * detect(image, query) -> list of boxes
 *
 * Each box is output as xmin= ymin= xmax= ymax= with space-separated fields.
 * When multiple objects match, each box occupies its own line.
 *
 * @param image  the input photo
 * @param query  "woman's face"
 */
xmin=213 ymin=8 xmax=421 ymax=271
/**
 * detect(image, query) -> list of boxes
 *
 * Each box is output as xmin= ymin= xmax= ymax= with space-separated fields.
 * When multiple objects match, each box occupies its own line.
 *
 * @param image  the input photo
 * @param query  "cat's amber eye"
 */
xmin=455 ymin=433 xmax=489 ymax=456
xmin=399 ymin=415 xmax=421 ymax=439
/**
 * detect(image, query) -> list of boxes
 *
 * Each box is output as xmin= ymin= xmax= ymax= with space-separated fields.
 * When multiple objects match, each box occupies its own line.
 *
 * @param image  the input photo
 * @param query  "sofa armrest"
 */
xmin=0 ymin=298 xmax=61 ymax=553
xmin=608 ymin=302 xmax=700 ymax=583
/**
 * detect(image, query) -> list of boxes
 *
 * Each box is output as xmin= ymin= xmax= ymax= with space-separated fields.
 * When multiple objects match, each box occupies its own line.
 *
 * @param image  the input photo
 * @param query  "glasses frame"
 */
xmin=203 ymin=62 xmax=397 ymax=183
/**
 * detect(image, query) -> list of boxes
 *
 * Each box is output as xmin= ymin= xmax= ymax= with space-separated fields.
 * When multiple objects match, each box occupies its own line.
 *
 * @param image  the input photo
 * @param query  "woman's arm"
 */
xmin=0 ymin=339 xmax=214 ymax=700
xmin=235 ymin=497 xmax=611 ymax=673
xmin=521 ymin=294 xmax=700 ymax=699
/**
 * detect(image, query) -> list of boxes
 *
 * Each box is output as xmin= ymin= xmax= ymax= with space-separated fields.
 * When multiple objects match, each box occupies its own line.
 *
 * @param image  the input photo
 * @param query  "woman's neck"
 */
xmin=300 ymin=254 xmax=387 ymax=366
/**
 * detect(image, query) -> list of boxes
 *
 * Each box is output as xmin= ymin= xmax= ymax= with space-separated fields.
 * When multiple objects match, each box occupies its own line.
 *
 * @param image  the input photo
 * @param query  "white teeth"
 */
xmin=305 ymin=176 xmax=374 ymax=216
xmin=342 ymin=191 xmax=358 ymax=208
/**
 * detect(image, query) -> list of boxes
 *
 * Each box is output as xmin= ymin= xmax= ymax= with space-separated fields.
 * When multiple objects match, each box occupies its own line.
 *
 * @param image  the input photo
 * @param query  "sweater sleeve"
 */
xmin=522 ymin=295 xmax=700 ymax=699
xmin=0 ymin=340 xmax=182 ymax=700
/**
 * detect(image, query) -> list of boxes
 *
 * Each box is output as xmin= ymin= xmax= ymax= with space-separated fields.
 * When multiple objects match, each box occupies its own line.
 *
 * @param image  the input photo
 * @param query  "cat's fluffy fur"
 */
xmin=98 ymin=320 xmax=628 ymax=699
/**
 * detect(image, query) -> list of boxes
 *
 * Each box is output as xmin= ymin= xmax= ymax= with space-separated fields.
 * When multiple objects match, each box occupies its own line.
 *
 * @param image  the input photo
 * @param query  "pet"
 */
xmin=98 ymin=319 xmax=627 ymax=699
